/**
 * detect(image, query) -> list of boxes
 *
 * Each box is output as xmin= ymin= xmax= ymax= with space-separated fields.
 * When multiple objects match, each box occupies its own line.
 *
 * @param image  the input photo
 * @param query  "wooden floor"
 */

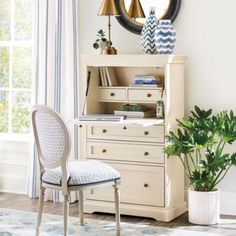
xmin=1 ymin=192 xmax=236 ymax=229
xmin=0 ymin=192 xmax=191 ymax=227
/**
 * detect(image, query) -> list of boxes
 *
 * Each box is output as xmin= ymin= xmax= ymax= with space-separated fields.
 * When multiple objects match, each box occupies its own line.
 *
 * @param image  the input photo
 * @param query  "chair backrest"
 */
xmin=31 ymin=105 xmax=71 ymax=170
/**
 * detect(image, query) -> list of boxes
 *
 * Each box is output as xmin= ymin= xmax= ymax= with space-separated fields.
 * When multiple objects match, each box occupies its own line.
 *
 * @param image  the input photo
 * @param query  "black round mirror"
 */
xmin=115 ymin=0 xmax=181 ymax=35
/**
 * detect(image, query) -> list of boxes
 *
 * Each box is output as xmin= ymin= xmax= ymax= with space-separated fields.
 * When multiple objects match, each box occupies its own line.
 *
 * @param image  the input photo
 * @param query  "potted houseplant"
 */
xmin=165 ymin=106 xmax=236 ymax=225
xmin=93 ymin=29 xmax=108 ymax=55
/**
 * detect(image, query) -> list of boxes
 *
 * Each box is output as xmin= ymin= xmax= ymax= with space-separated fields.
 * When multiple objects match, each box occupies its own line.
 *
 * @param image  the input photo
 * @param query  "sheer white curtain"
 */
xmin=27 ymin=0 xmax=79 ymax=202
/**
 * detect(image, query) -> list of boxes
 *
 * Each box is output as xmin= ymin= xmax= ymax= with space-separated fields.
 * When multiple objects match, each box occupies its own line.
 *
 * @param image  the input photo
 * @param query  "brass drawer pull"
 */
xmin=110 ymin=92 xmax=115 ymax=97
xmin=144 ymin=131 xmax=149 ymax=135
xmin=144 ymin=183 xmax=149 ymax=188
xmin=147 ymin=93 xmax=152 ymax=98
xmin=102 ymin=129 xmax=107 ymax=133
xmin=144 ymin=152 xmax=149 ymax=156
xmin=102 ymin=149 xmax=107 ymax=153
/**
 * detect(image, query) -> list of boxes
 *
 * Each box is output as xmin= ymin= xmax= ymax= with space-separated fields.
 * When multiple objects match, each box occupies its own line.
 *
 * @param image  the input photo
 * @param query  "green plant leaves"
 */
xmin=165 ymin=106 xmax=236 ymax=191
xmin=93 ymin=30 xmax=107 ymax=49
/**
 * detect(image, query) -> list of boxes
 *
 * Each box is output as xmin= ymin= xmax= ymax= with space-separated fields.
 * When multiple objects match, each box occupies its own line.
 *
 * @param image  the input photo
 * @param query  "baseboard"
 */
xmin=184 ymin=189 xmax=236 ymax=216
xmin=0 ymin=175 xmax=26 ymax=194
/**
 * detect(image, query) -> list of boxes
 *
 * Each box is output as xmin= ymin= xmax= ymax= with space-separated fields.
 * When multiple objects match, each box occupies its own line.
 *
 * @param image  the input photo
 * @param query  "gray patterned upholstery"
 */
xmin=35 ymin=111 xmax=65 ymax=163
xmin=41 ymin=160 xmax=121 ymax=186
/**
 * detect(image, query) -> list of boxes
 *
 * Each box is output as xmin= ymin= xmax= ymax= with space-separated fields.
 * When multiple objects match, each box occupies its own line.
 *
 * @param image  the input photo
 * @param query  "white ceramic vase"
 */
xmin=188 ymin=189 xmax=220 ymax=225
xmin=155 ymin=19 xmax=176 ymax=54
xmin=141 ymin=7 xmax=158 ymax=54
xmin=97 ymin=41 xmax=106 ymax=55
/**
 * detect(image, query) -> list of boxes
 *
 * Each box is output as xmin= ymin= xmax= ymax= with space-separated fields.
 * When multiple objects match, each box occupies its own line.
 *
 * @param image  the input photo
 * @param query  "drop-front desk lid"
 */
xmin=73 ymin=117 xmax=164 ymax=127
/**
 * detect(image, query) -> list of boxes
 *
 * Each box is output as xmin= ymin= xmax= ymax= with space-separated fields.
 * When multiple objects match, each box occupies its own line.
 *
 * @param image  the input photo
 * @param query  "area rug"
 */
xmin=0 ymin=208 xmax=236 ymax=236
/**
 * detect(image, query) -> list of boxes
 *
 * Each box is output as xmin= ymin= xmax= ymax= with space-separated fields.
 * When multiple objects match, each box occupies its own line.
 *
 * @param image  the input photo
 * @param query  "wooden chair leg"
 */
xmin=36 ymin=185 xmax=45 ymax=236
xmin=79 ymin=190 xmax=84 ymax=226
xmin=113 ymin=181 xmax=121 ymax=236
xmin=63 ymin=195 xmax=69 ymax=236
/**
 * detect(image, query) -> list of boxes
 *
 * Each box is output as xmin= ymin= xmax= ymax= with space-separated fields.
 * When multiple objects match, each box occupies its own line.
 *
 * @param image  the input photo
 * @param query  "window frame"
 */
xmin=0 ymin=0 xmax=33 ymax=138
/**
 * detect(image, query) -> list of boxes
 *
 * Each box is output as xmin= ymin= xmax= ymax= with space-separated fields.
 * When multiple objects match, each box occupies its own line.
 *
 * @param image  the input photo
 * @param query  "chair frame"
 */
xmin=31 ymin=105 xmax=120 ymax=236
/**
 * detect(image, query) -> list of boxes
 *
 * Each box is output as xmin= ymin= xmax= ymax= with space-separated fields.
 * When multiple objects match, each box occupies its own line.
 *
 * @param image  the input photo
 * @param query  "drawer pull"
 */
xmin=144 ymin=131 xmax=149 ymax=135
xmin=110 ymin=92 xmax=115 ymax=97
xmin=147 ymin=93 xmax=152 ymax=98
xmin=123 ymin=126 xmax=127 ymax=130
xmin=102 ymin=149 xmax=107 ymax=153
xmin=102 ymin=129 xmax=107 ymax=133
xmin=144 ymin=183 xmax=149 ymax=188
xmin=144 ymin=152 xmax=149 ymax=156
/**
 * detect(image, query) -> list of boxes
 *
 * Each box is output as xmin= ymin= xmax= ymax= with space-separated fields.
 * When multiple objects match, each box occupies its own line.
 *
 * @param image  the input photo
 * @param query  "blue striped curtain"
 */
xmin=27 ymin=0 xmax=79 ymax=202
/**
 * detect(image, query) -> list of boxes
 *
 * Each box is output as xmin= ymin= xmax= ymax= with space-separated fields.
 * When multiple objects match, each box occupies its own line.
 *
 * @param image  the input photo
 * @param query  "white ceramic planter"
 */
xmin=188 ymin=189 xmax=220 ymax=225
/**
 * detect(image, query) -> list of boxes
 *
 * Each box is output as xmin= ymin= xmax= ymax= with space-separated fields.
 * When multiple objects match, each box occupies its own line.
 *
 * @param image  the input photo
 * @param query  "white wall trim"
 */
xmin=0 ymin=175 xmax=26 ymax=194
xmin=220 ymin=191 xmax=236 ymax=216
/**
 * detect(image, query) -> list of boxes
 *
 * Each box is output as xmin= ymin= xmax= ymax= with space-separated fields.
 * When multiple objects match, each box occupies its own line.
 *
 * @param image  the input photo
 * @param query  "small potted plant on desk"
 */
xmin=93 ymin=29 xmax=108 ymax=55
xmin=165 ymin=106 xmax=236 ymax=225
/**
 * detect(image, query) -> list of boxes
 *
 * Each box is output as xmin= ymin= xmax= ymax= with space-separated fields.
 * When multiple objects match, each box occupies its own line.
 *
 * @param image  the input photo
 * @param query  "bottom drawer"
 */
xmin=87 ymin=163 xmax=165 ymax=207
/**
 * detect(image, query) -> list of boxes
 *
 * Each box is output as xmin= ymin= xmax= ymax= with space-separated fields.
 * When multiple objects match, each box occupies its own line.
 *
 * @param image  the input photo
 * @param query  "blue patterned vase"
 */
xmin=141 ymin=8 xmax=158 ymax=54
xmin=155 ymin=20 xmax=176 ymax=54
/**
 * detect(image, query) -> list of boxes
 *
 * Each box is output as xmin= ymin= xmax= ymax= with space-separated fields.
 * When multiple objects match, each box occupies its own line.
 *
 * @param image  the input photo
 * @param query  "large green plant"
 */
xmin=165 ymin=106 xmax=236 ymax=191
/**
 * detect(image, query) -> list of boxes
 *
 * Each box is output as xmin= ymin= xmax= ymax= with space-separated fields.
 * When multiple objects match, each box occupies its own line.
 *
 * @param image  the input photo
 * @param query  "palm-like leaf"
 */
xmin=165 ymin=106 xmax=236 ymax=191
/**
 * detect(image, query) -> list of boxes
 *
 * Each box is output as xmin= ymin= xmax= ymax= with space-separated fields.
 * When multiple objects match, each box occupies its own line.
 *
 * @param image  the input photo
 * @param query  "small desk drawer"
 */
xmin=128 ymin=89 xmax=162 ymax=102
xmin=87 ymin=163 xmax=165 ymax=207
xmin=87 ymin=124 xmax=165 ymax=143
xmin=87 ymin=141 xmax=165 ymax=164
xmin=99 ymin=88 xmax=126 ymax=101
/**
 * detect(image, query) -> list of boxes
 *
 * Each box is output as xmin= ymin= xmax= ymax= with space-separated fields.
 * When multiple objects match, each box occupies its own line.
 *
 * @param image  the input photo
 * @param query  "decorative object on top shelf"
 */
xmin=98 ymin=0 xmax=120 ymax=55
xmin=141 ymin=8 xmax=158 ymax=54
xmin=165 ymin=106 xmax=236 ymax=225
xmin=128 ymin=0 xmax=145 ymax=20
xmin=93 ymin=30 xmax=109 ymax=55
xmin=155 ymin=20 xmax=176 ymax=54
xmin=115 ymin=0 xmax=181 ymax=35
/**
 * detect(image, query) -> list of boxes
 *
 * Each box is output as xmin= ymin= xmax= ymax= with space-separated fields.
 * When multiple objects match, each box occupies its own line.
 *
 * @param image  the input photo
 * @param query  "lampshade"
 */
xmin=98 ymin=0 xmax=120 ymax=16
xmin=128 ymin=0 xmax=145 ymax=18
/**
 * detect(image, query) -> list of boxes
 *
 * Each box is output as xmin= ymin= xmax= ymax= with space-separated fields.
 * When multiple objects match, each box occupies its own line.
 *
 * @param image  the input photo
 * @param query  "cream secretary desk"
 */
xmin=77 ymin=55 xmax=186 ymax=222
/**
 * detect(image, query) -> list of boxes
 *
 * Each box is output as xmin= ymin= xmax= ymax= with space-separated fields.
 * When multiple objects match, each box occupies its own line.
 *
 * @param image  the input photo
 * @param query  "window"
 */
xmin=0 ymin=0 xmax=32 ymax=134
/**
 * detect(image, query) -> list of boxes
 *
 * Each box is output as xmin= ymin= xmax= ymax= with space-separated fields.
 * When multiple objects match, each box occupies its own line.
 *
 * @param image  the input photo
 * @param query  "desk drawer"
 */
xmin=87 ymin=163 xmax=165 ymax=207
xmin=99 ymin=88 xmax=126 ymax=101
xmin=128 ymin=89 xmax=162 ymax=102
xmin=87 ymin=141 xmax=165 ymax=164
xmin=87 ymin=124 xmax=165 ymax=143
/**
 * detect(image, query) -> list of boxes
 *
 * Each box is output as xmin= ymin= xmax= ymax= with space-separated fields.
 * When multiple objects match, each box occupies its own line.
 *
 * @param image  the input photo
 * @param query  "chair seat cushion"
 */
xmin=41 ymin=160 xmax=121 ymax=186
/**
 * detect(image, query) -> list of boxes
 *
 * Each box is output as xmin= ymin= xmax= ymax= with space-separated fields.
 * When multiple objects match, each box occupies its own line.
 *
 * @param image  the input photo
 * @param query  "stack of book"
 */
xmin=130 ymin=75 xmax=159 ymax=87
xmin=99 ymin=67 xmax=118 ymax=86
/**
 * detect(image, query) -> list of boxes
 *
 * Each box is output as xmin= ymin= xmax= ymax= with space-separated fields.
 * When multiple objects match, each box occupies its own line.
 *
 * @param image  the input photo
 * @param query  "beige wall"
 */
xmin=79 ymin=0 xmax=236 ymax=215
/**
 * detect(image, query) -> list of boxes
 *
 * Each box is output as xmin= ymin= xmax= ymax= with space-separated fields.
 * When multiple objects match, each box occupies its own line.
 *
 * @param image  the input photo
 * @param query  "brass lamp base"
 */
xmin=103 ymin=46 xmax=117 ymax=55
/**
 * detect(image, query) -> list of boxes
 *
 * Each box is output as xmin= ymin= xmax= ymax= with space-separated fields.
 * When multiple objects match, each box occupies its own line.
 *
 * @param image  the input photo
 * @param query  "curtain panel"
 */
xmin=27 ymin=0 xmax=79 ymax=202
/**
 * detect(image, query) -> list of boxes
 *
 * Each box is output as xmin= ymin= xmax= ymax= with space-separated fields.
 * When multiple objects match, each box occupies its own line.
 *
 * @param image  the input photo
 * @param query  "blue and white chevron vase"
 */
xmin=141 ymin=8 xmax=158 ymax=54
xmin=155 ymin=20 xmax=176 ymax=54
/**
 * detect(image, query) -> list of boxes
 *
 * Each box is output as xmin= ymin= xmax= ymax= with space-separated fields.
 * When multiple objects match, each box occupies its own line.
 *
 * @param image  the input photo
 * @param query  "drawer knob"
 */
xmin=147 ymin=93 xmax=152 ymax=98
xmin=79 ymin=124 xmax=83 ymax=128
xmin=144 ymin=152 xmax=149 ymax=156
xmin=102 ymin=129 xmax=107 ymax=133
xmin=144 ymin=131 xmax=149 ymax=135
xmin=110 ymin=92 xmax=115 ymax=97
xmin=102 ymin=149 xmax=107 ymax=153
xmin=144 ymin=183 xmax=149 ymax=188
xmin=123 ymin=126 xmax=127 ymax=130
